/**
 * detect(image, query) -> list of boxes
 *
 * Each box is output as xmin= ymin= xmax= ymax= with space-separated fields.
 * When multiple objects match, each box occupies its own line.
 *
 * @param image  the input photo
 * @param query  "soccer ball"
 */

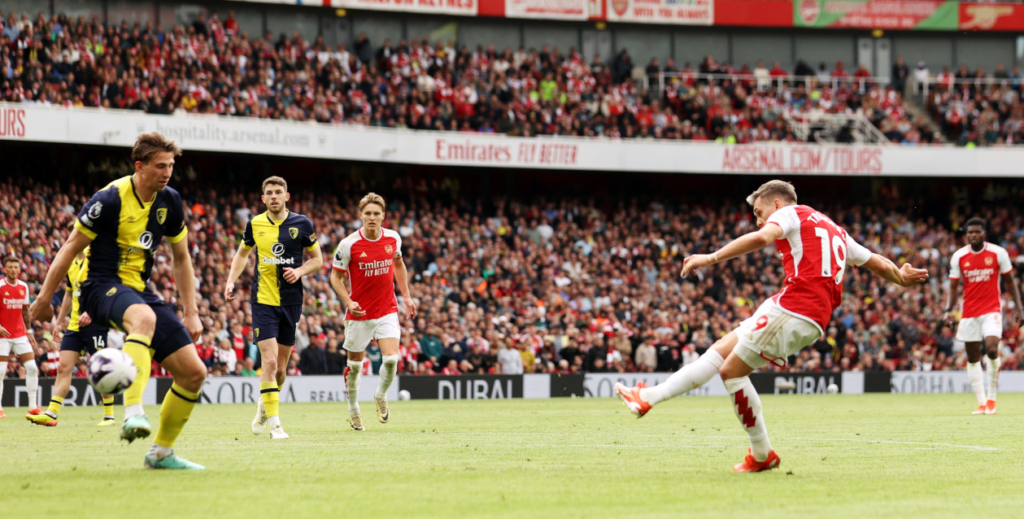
xmin=88 ymin=349 xmax=137 ymax=395
xmin=827 ymin=383 xmax=839 ymax=394
xmin=398 ymin=389 xmax=411 ymax=401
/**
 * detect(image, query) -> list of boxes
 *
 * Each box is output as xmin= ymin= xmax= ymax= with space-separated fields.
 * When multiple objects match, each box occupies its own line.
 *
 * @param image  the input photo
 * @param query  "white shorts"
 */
xmin=343 ymin=313 xmax=400 ymax=353
xmin=0 ymin=335 xmax=32 ymax=357
xmin=956 ymin=312 xmax=1002 ymax=343
xmin=733 ymin=299 xmax=822 ymax=370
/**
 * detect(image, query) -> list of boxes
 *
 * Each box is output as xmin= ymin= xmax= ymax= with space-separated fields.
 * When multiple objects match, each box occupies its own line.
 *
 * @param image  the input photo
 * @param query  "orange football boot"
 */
xmin=985 ymin=399 xmax=997 ymax=415
xmin=972 ymin=404 xmax=987 ymax=415
xmin=614 ymin=382 xmax=652 ymax=418
xmin=733 ymin=448 xmax=781 ymax=473
xmin=27 ymin=407 xmax=43 ymax=416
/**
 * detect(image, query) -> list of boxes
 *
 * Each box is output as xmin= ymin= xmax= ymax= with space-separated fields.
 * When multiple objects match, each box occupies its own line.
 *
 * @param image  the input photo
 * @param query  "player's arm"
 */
xmin=942 ymin=277 xmax=961 ymax=325
xmin=283 ymin=243 xmax=323 ymax=284
xmin=29 ymin=228 xmax=92 ymax=323
xmin=394 ymin=257 xmax=417 ymax=321
xmin=22 ymin=289 xmax=37 ymax=348
xmin=861 ymin=254 xmax=928 ymax=287
xmin=329 ymin=269 xmax=366 ymax=318
xmin=224 ymin=241 xmax=254 ymax=301
xmin=681 ymin=224 xmax=783 ymax=277
xmin=169 ymin=236 xmax=203 ymax=342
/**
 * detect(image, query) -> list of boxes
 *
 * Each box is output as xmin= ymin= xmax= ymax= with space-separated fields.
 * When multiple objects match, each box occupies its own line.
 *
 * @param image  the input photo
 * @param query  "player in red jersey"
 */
xmin=615 ymin=180 xmax=929 ymax=472
xmin=0 ymin=255 xmax=41 ymax=418
xmin=943 ymin=217 xmax=1024 ymax=415
xmin=329 ymin=193 xmax=416 ymax=431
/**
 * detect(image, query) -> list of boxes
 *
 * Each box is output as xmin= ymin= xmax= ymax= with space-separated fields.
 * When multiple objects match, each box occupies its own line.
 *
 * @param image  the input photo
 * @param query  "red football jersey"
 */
xmin=765 ymin=205 xmax=872 ymax=333
xmin=949 ymin=243 xmax=1012 ymax=319
xmin=332 ymin=228 xmax=402 ymax=320
xmin=0 ymin=278 xmax=29 ymax=339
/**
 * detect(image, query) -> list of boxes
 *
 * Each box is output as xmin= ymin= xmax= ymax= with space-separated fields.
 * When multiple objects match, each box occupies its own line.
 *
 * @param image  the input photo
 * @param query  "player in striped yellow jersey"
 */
xmin=27 ymin=250 xmax=117 ymax=427
xmin=225 ymin=176 xmax=321 ymax=439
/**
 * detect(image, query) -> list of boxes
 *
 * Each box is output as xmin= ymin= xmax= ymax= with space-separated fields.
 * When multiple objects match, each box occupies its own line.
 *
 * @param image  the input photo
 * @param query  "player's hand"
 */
xmin=29 ymin=298 xmax=53 ymax=325
xmin=224 ymin=282 xmax=236 ymax=302
xmin=183 ymin=313 xmax=203 ymax=343
xmin=898 ymin=263 xmax=929 ymax=287
xmin=283 ymin=268 xmax=300 ymax=284
xmin=78 ymin=312 xmax=92 ymax=327
xmin=347 ymin=301 xmax=366 ymax=318
xmin=0 ymin=324 xmax=8 ymax=338
xmin=943 ymin=311 xmax=955 ymax=326
xmin=681 ymin=254 xmax=713 ymax=278
xmin=403 ymin=299 xmax=418 ymax=322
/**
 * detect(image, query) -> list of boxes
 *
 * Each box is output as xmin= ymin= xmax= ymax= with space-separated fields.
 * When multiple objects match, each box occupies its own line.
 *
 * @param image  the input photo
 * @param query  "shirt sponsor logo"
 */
xmin=964 ymin=268 xmax=995 ymax=283
xmin=3 ymin=298 xmax=25 ymax=308
xmin=358 ymin=258 xmax=393 ymax=277
xmin=263 ymin=243 xmax=295 ymax=265
xmin=137 ymin=231 xmax=154 ymax=250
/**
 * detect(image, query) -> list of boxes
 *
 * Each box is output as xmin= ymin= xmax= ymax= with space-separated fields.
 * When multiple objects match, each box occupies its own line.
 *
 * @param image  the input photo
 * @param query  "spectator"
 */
xmin=325 ymin=339 xmax=346 ymax=375
xmin=216 ymin=338 xmax=237 ymax=373
xmin=892 ymin=56 xmax=908 ymax=93
xmin=299 ymin=333 xmax=328 ymax=375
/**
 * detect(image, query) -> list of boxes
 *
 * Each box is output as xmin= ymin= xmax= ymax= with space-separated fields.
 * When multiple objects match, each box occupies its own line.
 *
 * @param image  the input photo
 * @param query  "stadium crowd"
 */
xmin=3 ymin=172 xmax=1024 ymax=381
xmin=920 ymin=64 xmax=1024 ymax=146
xmin=0 ymin=9 xmax=942 ymax=144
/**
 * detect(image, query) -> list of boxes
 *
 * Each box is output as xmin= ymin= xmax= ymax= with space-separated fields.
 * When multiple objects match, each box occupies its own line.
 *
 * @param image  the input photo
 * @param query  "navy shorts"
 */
xmin=60 ymin=324 xmax=109 ymax=356
xmin=81 ymin=281 xmax=193 ymax=362
xmin=251 ymin=303 xmax=301 ymax=346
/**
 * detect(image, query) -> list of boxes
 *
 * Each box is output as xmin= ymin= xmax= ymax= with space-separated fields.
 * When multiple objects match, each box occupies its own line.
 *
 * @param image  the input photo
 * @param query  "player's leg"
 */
xmin=719 ymin=351 xmax=778 ymax=471
xmin=27 ymin=349 xmax=80 ymax=426
xmin=983 ymin=331 xmax=1001 ymax=414
xmin=274 ymin=305 xmax=300 ymax=391
xmin=374 ymin=314 xmax=401 ymax=423
xmin=99 ymin=394 xmax=116 ymax=426
xmin=343 ymin=319 xmax=371 ymax=431
xmin=254 ymin=337 xmax=287 ymax=438
xmin=275 ymin=344 xmax=291 ymax=389
xmin=119 ymin=303 xmax=158 ymax=440
xmin=958 ymin=316 xmax=988 ymax=413
xmin=146 ymin=306 xmax=205 ymax=470
xmin=0 ymin=341 xmax=10 ymax=417
xmin=16 ymin=338 xmax=40 ymax=413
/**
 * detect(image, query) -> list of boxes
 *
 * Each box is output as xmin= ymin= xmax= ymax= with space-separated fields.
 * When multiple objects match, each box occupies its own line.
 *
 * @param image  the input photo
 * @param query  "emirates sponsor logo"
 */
xmin=3 ymin=298 xmax=25 ymax=307
xmin=359 ymin=258 xmax=393 ymax=277
xmin=964 ymin=268 xmax=994 ymax=283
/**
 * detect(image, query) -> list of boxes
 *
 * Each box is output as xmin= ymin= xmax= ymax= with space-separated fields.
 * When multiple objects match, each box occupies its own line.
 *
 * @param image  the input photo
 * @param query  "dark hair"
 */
xmin=262 ymin=176 xmax=288 ymax=193
xmin=2 ymin=255 xmax=18 ymax=265
xmin=965 ymin=217 xmax=986 ymax=230
xmin=132 ymin=132 xmax=182 ymax=164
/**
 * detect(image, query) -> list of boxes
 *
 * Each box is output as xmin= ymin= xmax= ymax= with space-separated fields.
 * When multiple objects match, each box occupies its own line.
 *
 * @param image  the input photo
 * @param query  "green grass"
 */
xmin=3 ymin=393 xmax=1024 ymax=518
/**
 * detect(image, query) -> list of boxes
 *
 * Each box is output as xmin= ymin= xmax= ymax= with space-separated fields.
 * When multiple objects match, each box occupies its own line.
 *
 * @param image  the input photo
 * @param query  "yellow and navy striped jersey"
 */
xmin=242 ymin=210 xmax=319 ymax=306
xmin=65 ymin=253 xmax=90 ymax=332
xmin=73 ymin=175 xmax=188 ymax=293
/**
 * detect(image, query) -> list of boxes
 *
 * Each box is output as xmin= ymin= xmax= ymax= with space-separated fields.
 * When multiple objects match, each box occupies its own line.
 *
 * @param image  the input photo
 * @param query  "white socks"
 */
xmin=967 ymin=361 xmax=986 ymax=406
xmin=268 ymin=415 xmax=281 ymax=427
xmin=0 ymin=361 xmax=6 ymax=410
xmin=986 ymin=356 xmax=1001 ymax=402
xmin=376 ymin=355 xmax=399 ymax=399
xmin=125 ymin=403 xmax=145 ymax=419
xmin=345 ymin=360 xmax=362 ymax=412
xmin=640 ymin=350 xmax=724 ymax=406
xmin=724 ymin=376 xmax=773 ymax=462
xmin=24 ymin=360 xmax=38 ymax=408
xmin=149 ymin=444 xmax=173 ymax=460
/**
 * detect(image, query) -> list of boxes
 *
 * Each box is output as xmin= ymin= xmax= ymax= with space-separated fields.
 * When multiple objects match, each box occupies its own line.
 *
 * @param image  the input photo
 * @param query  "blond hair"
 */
xmin=746 ymin=180 xmax=797 ymax=206
xmin=262 ymin=176 xmax=288 ymax=193
xmin=359 ymin=192 xmax=385 ymax=212
xmin=131 ymin=132 xmax=181 ymax=164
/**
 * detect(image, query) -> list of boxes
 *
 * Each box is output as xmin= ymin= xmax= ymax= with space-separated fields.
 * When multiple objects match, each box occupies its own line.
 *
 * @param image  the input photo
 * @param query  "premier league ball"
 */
xmin=399 ymin=390 xmax=411 ymax=401
xmin=88 ymin=349 xmax=137 ymax=395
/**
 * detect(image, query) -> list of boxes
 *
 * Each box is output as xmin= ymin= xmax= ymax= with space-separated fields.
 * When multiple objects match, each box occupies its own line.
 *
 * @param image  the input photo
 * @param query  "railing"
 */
xmin=783 ymin=112 xmax=890 ymax=145
xmin=644 ymin=72 xmax=891 ymax=95
xmin=917 ymin=76 xmax=1023 ymax=97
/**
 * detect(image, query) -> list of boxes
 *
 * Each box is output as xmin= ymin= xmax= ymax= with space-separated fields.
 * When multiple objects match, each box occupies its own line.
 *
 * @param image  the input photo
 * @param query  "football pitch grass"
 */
xmin=3 ymin=393 xmax=1024 ymax=519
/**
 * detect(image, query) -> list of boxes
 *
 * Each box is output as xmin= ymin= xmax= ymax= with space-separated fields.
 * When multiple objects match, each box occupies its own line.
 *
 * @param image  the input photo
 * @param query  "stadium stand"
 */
xmin=0 ymin=10 xmax=947 ymax=144
xmin=3 ymin=156 xmax=1024 ymax=381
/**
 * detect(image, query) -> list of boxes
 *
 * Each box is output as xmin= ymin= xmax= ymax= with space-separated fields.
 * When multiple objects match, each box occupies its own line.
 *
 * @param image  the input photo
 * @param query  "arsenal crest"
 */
xmin=985 ymin=257 xmax=993 ymax=266
xmin=385 ymin=244 xmax=394 ymax=255
xmin=289 ymin=227 xmax=299 ymax=240
xmin=157 ymin=208 xmax=167 ymax=225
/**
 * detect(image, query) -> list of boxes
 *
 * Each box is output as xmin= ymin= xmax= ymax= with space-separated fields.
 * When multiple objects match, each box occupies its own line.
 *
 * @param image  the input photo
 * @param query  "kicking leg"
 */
xmin=965 ymin=342 xmax=987 ymax=413
xmin=720 ymin=353 xmax=779 ymax=472
xmin=615 ymin=332 xmax=735 ymax=418
xmin=120 ymin=304 xmax=157 ymax=441
xmin=146 ymin=344 xmax=206 ymax=470
xmin=984 ymin=335 xmax=1000 ymax=414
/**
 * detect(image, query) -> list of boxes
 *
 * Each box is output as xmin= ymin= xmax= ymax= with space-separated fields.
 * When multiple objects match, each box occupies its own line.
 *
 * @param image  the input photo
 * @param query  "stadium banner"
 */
xmin=233 ymin=0 xmax=477 ymax=15
xmin=958 ymin=3 xmax=1024 ymax=30
xmin=794 ymin=0 xmax=959 ymax=30
xmin=749 ymin=372 xmax=843 ymax=395
xmin=715 ymin=0 xmax=793 ymax=26
xmin=399 ymin=374 xmax=524 ymax=399
xmin=584 ymin=372 xmax=728 ymax=397
xmin=9 ymin=105 xmax=1024 ymax=176
xmin=150 ymin=375 xmax=393 ymax=405
xmin=605 ymin=0 xmax=714 ymax=25
xmin=863 ymin=372 xmax=892 ymax=393
xmin=550 ymin=373 xmax=586 ymax=397
xmin=889 ymin=371 xmax=1024 ymax=394
xmin=505 ymin=0 xmax=590 ymax=19
xmin=0 ymin=378 xmax=123 ymax=408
